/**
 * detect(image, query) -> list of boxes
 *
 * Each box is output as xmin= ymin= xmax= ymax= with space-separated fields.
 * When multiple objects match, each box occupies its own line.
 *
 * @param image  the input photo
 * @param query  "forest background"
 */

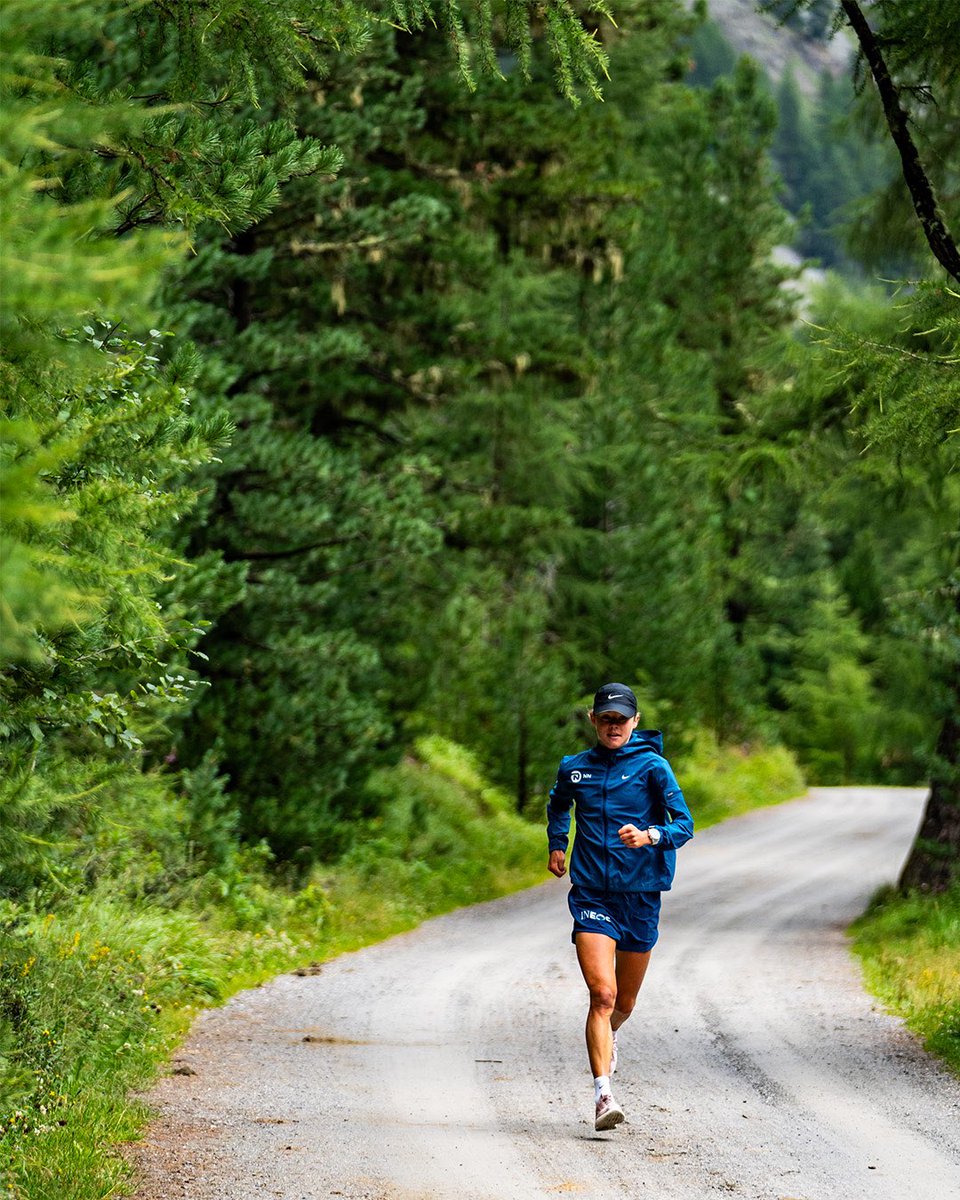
xmin=1 ymin=0 xmax=958 ymax=1196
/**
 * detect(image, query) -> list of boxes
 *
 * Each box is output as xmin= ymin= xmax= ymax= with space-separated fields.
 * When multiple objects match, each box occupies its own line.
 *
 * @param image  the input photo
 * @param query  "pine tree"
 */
xmin=787 ymin=0 xmax=960 ymax=889
xmin=773 ymin=65 xmax=819 ymax=218
xmin=1 ymin=3 xmax=227 ymax=889
xmin=2 ymin=0 xmax=624 ymax=867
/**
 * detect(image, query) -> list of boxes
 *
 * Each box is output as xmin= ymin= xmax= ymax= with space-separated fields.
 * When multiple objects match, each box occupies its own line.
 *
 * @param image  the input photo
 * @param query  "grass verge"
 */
xmin=850 ymin=880 xmax=960 ymax=1075
xmin=677 ymin=733 xmax=806 ymax=828
xmin=0 ymin=736 xmax=544 ymax=1200
xmin=1 ymin=733 xmax=803 ymax=1199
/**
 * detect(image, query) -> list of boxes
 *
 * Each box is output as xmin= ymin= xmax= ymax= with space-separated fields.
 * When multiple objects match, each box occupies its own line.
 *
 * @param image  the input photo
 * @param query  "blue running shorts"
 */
xmin=568 ymin=887 xmax=662 ymax=953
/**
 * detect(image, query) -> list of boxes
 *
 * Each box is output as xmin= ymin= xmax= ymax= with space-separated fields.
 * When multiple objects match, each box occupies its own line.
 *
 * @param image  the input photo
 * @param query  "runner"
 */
xmin=547 ymin=682 xmax=694 ymax=1130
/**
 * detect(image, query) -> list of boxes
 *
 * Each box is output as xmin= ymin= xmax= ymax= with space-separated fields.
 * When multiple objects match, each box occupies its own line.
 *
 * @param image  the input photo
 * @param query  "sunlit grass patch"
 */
xmin=0 ymin=896 xmax=318 ymax=1200
xmin=678 ymin=733 xmax=806 ymax=828
xmin=0 ymin=737 xmax=545 ymax=1199
xmin=851 ymin=882 xmax=960 ymax=1074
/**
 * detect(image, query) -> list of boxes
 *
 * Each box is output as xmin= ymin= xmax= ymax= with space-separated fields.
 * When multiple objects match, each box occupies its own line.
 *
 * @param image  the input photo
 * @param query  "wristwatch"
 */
xmin=647 ymin=827 xmax=662 ymax=846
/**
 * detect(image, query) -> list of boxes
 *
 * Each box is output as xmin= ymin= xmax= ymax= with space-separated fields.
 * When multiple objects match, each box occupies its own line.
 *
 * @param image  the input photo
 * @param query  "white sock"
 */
xmin=594 ymin=1075 xmax=610 ymax=1102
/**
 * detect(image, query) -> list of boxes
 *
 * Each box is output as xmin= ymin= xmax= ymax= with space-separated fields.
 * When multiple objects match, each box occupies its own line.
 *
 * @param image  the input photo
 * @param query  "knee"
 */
xmin=588 ymin=983 xmax=616 ymax=1014
xmin=614 ymin=993 xmax=636 ymax=1018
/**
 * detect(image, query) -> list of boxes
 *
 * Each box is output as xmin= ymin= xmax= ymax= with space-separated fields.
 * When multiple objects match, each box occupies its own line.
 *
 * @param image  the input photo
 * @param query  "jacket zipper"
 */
xmin=602 ymin=757 xmax=611 ymax=892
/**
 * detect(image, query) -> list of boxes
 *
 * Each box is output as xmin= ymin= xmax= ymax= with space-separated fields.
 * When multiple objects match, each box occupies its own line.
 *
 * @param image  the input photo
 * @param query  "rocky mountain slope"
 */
xmin=702 ymin=0 xmax=854 ymax=93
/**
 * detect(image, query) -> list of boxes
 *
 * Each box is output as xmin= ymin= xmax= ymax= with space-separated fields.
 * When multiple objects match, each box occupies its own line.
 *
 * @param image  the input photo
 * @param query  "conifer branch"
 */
xmin=227 ymin=536 xmax=366 ymax=562
xmin=840 ymin=0 xmax=960 ymax=283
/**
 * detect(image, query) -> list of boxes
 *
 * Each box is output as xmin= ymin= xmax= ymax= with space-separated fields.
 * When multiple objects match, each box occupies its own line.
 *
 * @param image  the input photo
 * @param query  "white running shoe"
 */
xmin=595 ymin=1092 xmax=625 ymax=1131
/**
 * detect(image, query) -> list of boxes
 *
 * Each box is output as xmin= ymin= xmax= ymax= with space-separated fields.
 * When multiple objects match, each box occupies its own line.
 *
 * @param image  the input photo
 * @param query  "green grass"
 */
xmin=0 ymin=733 xmax=802 ymax=1200
xmin=850 ymin=880 xmax=960 ymax=1074
xmin=0 ymin=904 xmax=229 ymax=1200
xmin=677 ymin=733 xmax=806 ymax=828
xmin=0 ymin=736 xmax=545 ymax=1200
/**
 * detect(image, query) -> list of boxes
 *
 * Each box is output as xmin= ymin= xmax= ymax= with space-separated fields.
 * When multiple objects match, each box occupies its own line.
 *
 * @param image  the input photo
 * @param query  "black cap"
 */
xmin=592 ymin=683 xmax=638 ymax=718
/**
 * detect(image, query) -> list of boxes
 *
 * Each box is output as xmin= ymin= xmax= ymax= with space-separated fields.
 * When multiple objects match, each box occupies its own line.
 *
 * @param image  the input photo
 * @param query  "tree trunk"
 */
xmin=516 ymin=708 xmax=528 ymax=815
xmin=840 ymin=0 xmax=960 ymax=284
xmin=898 ymin=576 xmax=960 ymax=893
xmin=898 ymin=704 xmax=960 ymax=893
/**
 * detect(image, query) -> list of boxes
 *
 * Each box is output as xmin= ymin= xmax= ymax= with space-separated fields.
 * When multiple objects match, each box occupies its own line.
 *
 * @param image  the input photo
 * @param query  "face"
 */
xmin=590 ymin=709 xmax=639 ymax=750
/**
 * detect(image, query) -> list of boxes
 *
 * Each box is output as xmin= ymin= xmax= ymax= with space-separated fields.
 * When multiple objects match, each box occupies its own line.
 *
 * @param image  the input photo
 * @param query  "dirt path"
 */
xmin=130 ymin=787 xmax=960 ymax=1200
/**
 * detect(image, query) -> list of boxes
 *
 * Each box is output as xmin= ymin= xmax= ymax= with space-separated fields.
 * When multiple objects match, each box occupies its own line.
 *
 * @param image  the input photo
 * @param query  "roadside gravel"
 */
xmin=130 ymin=787 xmax=960 ymax=1200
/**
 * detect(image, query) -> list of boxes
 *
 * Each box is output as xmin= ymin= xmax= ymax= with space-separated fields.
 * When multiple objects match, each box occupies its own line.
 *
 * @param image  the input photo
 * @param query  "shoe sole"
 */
xmin=595 ymin=1103 xmax=625 ymax=1131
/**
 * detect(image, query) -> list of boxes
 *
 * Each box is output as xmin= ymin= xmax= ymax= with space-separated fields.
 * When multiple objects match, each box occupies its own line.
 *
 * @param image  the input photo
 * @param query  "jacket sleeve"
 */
xmin=546 ymin=760 xmax=574 ymax=852
xmin=650 ymin=760 xmax=693 ymax=850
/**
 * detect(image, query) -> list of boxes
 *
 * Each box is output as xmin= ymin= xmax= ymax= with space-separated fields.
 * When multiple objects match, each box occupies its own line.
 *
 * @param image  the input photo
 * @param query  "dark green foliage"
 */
xmin=686 ymin=17 xmax=738 ymax=86
xmin=4 ymin=0 xmax=957 ymax=920
xmin=3 ymin=0 xmax=616 ymax=874
xmin=0 ymin=328 xmax=230 ymax=907
xmin=686 ymin=17 xmax=897 ymax=272
xmin=157 ymin=1 xmax=946 ymax=852
xmin=778 ymin=589 xmax=881 ymax=781
xmin=181 ymin=429 xmax=441 ymax=858
xmin=161 ymin=41 xmax=449 ymax=853
xmin=821 ymin=280 xmax=960 ymax=885
xmin=3 ymin=326 xmax=227 ymax=710
xmin=574 ymin=53 xmax=795 ymax=739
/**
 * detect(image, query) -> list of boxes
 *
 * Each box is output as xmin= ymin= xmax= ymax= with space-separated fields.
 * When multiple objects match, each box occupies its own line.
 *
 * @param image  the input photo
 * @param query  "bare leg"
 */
xmin=574 ymin=933 xmax=618 ymax=1078
xmin=611 ymin=948 xmax=652 ymax=1032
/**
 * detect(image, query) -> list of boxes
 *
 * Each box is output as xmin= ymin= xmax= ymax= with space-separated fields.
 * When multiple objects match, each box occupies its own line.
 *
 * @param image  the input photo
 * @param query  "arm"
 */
xmin=546 ymin=763 xmax=573 ymax=876
xmin=648 ymin=760 xmax=693 ymax=849
xmin=619 ymin=761 xmax=693 ymax=850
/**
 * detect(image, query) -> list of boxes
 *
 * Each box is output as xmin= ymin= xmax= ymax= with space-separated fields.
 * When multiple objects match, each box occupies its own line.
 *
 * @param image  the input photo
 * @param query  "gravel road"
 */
xmin=130 ymin=787 xmax=960 ymax=1200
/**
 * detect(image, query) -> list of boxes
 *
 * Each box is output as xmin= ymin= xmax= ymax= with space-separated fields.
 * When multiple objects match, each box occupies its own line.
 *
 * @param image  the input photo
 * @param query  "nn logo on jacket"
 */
xmin=570 ymin=770 xmax=593 ymax=783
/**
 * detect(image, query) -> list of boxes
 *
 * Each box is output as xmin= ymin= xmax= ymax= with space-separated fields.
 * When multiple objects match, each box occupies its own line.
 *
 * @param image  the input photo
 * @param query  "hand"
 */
xmin=618 ymin=823 xmax=650 ymax=848
xmin=548 ymin=849 xmax=566 ymax=877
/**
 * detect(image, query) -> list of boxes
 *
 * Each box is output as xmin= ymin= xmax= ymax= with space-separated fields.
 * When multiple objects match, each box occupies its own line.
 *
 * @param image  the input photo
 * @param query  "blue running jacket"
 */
xmin=547 ymin=730 xmax=694 ymax=893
